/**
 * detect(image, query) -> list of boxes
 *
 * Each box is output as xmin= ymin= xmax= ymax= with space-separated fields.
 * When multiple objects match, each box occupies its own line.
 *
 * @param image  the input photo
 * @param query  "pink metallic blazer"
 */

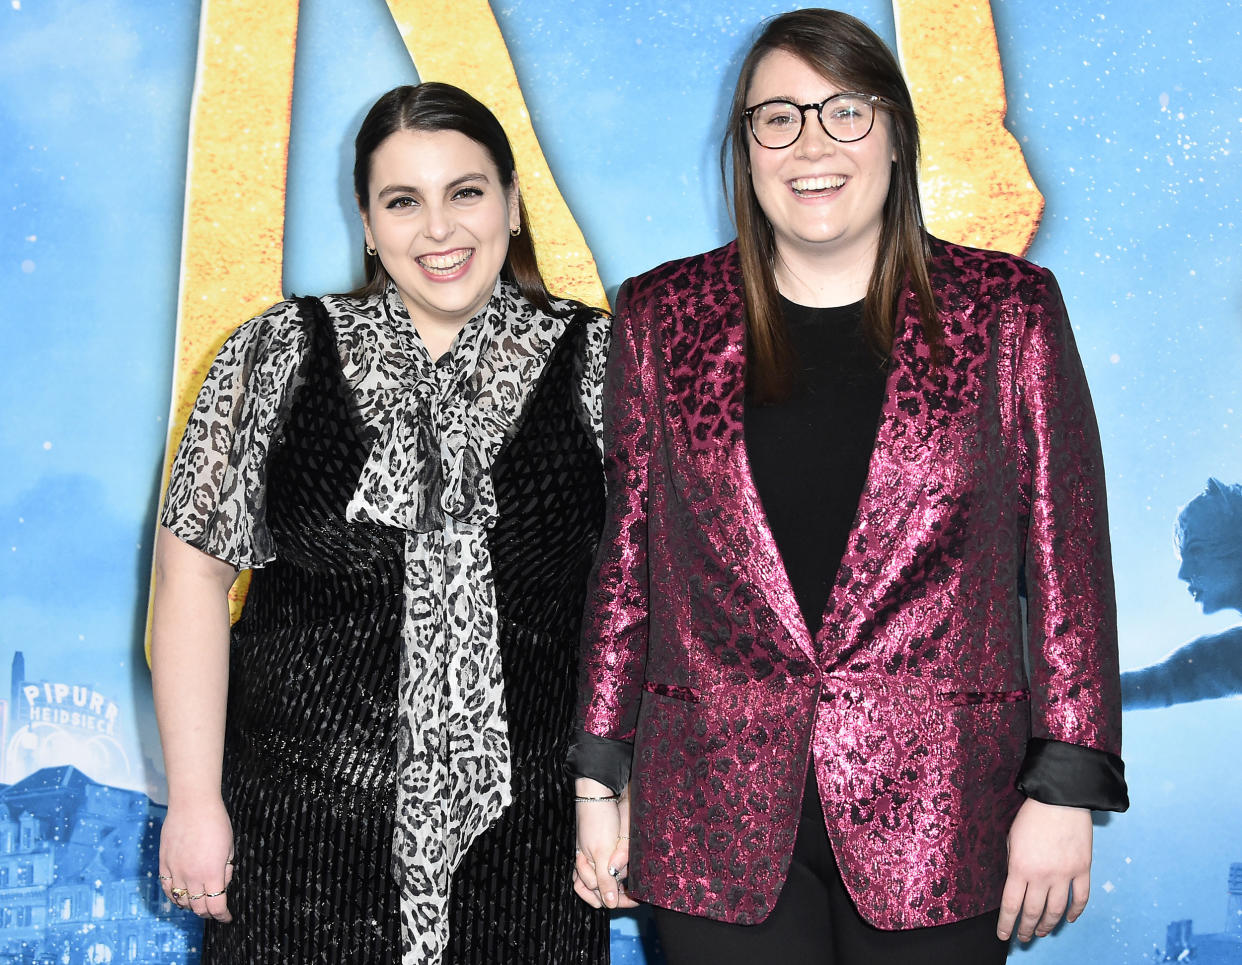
xmin=577 ymin=238 xmax=1123 ymax=929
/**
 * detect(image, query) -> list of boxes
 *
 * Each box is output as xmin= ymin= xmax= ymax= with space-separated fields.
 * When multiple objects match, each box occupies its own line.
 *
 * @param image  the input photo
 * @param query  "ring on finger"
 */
xmin=170 ymin=887 xmax=189 ymax=900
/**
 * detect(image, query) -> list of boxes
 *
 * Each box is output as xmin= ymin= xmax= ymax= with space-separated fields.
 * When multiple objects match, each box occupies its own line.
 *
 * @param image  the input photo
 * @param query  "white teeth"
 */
xmin=791 ymin=175 xmax=846 ymax=192
xmin=418 ymin=250 xmax=472 ymax=272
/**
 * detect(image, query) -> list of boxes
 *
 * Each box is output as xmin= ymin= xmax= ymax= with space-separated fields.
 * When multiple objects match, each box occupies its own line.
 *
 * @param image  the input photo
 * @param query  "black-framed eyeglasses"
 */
xmin=743 ymin=92 xmax=883 ymax=149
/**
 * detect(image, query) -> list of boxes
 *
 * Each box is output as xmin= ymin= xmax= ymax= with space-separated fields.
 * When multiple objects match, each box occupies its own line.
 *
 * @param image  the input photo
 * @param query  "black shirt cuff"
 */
xmin=1016 ymin=737 xmax=1129 ymax=812
xmin=566 ymin=730 xmax=633 ymax=795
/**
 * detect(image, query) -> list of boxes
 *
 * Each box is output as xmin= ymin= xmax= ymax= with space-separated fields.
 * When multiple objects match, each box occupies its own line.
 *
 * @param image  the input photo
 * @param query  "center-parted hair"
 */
xmin=351 ymin=82 xmax=551 ymax=312
xmin=722 ymin=8 xmax=941 ymax=402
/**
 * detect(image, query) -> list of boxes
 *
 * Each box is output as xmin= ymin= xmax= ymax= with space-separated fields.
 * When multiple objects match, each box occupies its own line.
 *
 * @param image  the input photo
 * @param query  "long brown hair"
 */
xmin=350 ymin=82 xmax=551 ymax=312
xmin=722 ymin=9 xmax=940 ymax=401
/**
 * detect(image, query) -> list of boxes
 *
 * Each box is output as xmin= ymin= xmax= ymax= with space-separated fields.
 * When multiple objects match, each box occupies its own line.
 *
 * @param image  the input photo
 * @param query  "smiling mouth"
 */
xmin=417 ymin=249 xmax=473 ymax=275
xmin=791 ymin=175 xmax=847 ymax=197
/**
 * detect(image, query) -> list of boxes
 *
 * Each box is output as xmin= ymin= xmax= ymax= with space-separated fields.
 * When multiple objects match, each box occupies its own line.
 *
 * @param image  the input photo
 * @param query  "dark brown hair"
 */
xmin=722 ymin=8 xmax=940 ymax=401
xmin=350 ymin=82 xmax=551 ymax=311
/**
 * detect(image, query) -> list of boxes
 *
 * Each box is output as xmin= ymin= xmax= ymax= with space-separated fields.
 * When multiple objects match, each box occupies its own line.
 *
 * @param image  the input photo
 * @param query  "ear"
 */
xmin=357 ymin=195 xmax=375 ymax=250
xmin=507 ymin=174 xmax=522 ymax=234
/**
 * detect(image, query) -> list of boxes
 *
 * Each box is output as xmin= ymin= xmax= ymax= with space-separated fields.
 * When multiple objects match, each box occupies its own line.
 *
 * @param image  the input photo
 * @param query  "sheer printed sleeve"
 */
xmin=572 ymin=304 xmax=612 ymax=458
xmin=160 ymin=301 xmax=309 ymax=568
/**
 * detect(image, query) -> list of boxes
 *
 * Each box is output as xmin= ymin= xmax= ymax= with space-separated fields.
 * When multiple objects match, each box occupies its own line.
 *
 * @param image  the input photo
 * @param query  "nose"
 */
xmin=422 ymin=202 xmax=453 ymax=242
xmin=794 ymin=106 xmax=836 ymax=157
xmin=1177 ymin=557 xmax=1192 ymax=583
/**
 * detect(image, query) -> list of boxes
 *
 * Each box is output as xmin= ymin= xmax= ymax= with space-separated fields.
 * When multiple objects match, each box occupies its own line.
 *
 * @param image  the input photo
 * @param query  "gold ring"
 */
xmin=170 ymin=888 xmax=189 ymax=900
xmin=202 ymin=889 xmax=226 ymax=898
xmin=617 ymin=835 xmax=630 ymax=840
xmin=158 ymin=874 xmax=173 ymax=881
xmin=187 ymin=892 xmax=206 ymax=901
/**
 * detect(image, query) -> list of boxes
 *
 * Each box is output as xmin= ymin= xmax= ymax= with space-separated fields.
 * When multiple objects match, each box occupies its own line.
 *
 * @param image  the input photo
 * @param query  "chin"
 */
xmin=1199 ymin=597 xmax=1242 ymax=616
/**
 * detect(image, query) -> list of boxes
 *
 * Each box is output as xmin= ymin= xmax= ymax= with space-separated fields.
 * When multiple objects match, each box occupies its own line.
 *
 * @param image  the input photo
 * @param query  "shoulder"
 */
xmin=618 ymin=241 xmax=741 ymax=314
xmin=926 ymin=236 xmax=1057 ymax=304
xmin=217 ymin=298 xmax=312 ymax=362
xmin=317 ymin=290 xmax=387 ymax=325
xmin=195 ymin=298 xmax=327 ymax=406
xmin=546 ymin=294 xmax=611 ymax=329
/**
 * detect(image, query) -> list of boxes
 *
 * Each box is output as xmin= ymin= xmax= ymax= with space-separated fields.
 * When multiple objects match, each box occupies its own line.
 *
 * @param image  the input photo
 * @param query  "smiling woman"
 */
xmin=150 ymin=82 xmax=611 ymax=965
xmin=571 ymin=9 xmax=1128 ymax=965
xmin=358 ymin=128 xmax=521 ymax=357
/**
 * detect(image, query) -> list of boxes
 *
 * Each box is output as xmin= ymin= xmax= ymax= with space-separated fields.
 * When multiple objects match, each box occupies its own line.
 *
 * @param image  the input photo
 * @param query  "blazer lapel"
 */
xmin=818 ymin=244 xmax=983 ymax=666
xmin=661 ymin=244 xmax=816 ymax=667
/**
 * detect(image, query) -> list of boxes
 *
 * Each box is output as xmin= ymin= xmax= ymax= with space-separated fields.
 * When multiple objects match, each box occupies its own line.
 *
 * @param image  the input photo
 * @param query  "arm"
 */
xmin=151 ymin=302 xmax=304 ymax=919
xmin=150 ymin=526 xmax=238 ymax=922
xmin=572 ymin=281 xmax=652 ymax=908
xmin=1122 ymin=627 xmax=1242 ymax=708
xmin=999 ymin=268 xmax=1127 ymax=942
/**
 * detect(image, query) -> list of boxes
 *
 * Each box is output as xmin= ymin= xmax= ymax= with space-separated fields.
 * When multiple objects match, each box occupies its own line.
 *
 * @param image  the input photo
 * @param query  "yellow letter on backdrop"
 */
xmin=893 ymin=0 xmax=1044 ymax=253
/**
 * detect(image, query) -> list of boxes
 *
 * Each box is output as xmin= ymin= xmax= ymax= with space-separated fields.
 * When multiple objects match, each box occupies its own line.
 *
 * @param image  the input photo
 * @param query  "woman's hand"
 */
xmin=159 ymin=794 xmax=235 ymax=922
xmin=997 ymin=798 xmax=1093 ymax=942
xmin=573 ymin=778 xmax=639 ymax=910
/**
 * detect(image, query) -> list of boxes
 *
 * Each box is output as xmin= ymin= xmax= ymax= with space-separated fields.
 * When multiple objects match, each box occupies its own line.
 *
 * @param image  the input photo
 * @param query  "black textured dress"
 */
xmin=202 ymin=299 xmax=609 ymax=963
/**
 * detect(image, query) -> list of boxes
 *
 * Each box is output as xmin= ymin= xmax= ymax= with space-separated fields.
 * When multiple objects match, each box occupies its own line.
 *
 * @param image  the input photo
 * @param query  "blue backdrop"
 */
xmin=2 ymin=1 xmax=1241 ymax=962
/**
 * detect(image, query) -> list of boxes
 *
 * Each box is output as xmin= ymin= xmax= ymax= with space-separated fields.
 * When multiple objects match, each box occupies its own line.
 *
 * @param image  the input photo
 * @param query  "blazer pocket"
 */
xmin=935 ymin=688 xmax=1030 ymax=706
xmin=642 ymin=680 xmax=703 ymax=703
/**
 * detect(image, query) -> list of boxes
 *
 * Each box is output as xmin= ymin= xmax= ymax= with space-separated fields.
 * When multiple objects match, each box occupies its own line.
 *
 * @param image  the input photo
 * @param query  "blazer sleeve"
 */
xmin=572 ymin=279 xmax=653 ymax=770
xmin=1011 ymin=268 xmax=1128 ymax=811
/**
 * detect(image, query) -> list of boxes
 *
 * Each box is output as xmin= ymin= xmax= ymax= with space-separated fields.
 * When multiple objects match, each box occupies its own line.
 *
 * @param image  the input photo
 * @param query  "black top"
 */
xmin=743 ymin=297 xmax=885 ymax=635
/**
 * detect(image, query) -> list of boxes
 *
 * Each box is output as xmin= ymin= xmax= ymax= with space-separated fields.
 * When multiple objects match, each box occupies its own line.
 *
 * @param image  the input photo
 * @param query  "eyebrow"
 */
xmin=375 ymin=172 xmax=491 ymax=200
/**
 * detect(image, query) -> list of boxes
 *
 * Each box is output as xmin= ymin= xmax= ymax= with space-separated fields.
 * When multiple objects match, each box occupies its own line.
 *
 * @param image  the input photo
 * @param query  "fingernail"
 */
xmin=607 ymin=866 xmax=618 ymax=877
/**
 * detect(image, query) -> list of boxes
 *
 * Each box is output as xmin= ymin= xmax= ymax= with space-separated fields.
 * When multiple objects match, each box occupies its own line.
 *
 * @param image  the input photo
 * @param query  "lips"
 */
xmin=416 ymin=248 xmax=473 ymax=276
xmin=790 ymin=174 xmax=847 ymax=197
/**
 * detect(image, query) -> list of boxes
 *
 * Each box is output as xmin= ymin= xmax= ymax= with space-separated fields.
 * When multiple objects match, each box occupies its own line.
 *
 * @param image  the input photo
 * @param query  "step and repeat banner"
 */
xmin=2 ymin=1 xmax=1240 ymax=962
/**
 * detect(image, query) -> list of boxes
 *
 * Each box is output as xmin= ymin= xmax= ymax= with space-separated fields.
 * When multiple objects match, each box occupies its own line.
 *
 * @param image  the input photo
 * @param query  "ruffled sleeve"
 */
xmin=160 ymin=301 xmax=309 ymax=568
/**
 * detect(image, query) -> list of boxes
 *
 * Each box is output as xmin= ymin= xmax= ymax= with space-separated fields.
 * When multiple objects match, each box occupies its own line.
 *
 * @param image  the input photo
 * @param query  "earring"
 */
xmin=365 ymin=245 xmax=376 ymax=256
xmin=510 ymin=226 xmax=521 ymax=237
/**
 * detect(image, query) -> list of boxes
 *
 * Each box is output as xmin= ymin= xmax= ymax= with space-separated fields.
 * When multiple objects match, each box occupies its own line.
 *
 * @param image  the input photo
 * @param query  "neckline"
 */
xmin=778 ymin=294 xmax=864 ymax=325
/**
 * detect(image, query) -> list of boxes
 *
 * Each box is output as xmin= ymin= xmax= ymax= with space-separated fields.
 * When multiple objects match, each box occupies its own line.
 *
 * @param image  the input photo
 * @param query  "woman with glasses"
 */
xmin=571 ymin=9 xmax=1127 ymax=964
xmin=152 ymin=83 xmax=609 ymax=964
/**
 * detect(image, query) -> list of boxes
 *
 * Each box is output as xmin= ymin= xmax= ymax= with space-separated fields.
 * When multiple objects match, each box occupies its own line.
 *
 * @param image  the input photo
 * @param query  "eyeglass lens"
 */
xmin=749 ymin=94 xmax=875 ymax=148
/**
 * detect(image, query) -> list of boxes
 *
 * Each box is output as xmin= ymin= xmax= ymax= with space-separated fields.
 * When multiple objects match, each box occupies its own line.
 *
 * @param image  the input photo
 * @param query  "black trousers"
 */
xmin=653 ymin=773 xmax=1010 ymax=965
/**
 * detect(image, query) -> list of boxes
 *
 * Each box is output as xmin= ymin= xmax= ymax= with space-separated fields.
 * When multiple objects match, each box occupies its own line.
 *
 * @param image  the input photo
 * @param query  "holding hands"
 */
xmin=573 ymin=778 xmax=639 ymax=910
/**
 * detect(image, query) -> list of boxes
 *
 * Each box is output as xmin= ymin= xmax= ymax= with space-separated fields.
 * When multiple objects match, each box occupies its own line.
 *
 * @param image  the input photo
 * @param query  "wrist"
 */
xmin=575 ymin=776 xmax=616 ymax=797
xmin=166 ymin=784 xmax=225 ymax=810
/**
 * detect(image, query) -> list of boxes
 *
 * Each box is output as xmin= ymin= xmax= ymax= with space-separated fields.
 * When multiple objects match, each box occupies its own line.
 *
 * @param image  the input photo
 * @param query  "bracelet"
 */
xmin=574 ymin=793 xmax=620 ymax=803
